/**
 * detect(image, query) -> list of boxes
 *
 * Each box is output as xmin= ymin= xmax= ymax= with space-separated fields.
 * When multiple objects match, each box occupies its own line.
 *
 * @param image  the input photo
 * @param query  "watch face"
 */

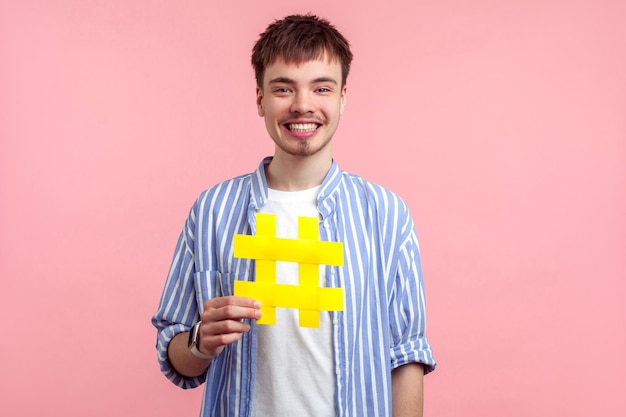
xmin=188 ymin=323 xmax=198 ymax=348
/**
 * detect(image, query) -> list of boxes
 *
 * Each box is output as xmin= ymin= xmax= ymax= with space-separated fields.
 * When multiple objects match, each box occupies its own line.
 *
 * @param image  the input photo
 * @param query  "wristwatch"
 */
xmin=188 ymin=321 xmax=213 ymax=359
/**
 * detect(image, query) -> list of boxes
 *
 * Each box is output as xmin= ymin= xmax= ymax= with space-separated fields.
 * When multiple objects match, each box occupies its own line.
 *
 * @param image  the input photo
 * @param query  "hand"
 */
xmin=196 ymin=296 xmax=261 ymax=358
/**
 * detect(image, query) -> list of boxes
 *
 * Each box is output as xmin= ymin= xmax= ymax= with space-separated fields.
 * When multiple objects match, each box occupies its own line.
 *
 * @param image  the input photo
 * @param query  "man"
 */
xmin=152 ymin=14 xmax=436 ymax=417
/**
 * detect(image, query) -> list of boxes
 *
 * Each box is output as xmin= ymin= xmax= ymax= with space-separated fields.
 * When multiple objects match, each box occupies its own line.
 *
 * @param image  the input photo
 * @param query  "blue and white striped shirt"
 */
xmin=152 ymin=157 xmax=436 ymax=417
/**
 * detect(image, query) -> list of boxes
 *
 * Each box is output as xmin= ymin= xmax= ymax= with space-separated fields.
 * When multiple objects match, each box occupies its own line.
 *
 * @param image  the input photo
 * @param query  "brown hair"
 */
xmin=251 ymin=14 xmax=353 ymax=88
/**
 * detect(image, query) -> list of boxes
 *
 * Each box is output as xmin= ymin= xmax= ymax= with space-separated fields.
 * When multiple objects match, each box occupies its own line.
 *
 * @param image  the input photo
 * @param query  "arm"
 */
xmin=168 ymin=296 xmax=262 ymax=377
xmin=391 ymin=363 xmax=425 ymax=417
xmin=168 ymin=331 xmax=212 ymax=377
xmin=388 ymin=208 xmax=435 ymax=415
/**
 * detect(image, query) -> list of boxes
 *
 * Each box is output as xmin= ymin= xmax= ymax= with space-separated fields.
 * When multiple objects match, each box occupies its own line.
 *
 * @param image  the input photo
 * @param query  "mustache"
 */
xmin=279 ymin=114 xmax=325 ymax=124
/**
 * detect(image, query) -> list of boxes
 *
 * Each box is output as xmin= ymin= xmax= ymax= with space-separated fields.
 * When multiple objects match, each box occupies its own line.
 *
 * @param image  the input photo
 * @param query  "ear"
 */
xmin=256 ymin=87 xmax=264 ymax=117
xmin=340 ymin=85 xmax=347 ymax=115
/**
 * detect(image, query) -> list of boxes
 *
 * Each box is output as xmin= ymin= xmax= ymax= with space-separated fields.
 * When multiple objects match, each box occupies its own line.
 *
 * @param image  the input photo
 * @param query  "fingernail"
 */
xmin=255 ymin=310 xmax=262 ymax=319
xmin=254 ymin=301 xmax=261 ymax=309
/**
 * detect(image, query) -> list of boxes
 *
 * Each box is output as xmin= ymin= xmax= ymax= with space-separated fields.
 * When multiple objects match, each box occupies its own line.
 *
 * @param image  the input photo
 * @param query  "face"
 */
xmin=256 ymin=56 xmax=347 ymax=160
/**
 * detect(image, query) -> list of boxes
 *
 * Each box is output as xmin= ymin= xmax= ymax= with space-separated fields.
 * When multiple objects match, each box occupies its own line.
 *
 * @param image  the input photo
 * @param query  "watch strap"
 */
xmin=188 ymin=321 xmax=213 ymax=359
xmin=190 ymin=344 xmax=213 ymax=359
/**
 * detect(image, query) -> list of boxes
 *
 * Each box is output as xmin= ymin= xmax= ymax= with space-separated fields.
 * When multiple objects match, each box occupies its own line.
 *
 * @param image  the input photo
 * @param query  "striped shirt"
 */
xmin=152 ymin=157 xmax=436 ymax=417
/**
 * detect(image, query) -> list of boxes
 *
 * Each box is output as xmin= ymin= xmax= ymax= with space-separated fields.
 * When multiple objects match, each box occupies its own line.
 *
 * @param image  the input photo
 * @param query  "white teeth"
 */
xmin=288 ymin=123 xmax=318 ymax=132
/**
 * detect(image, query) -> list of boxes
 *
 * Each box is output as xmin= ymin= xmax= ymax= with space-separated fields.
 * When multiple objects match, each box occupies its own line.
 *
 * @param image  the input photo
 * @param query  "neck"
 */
xmin=265 ymin=151 xmax=332 ymax=191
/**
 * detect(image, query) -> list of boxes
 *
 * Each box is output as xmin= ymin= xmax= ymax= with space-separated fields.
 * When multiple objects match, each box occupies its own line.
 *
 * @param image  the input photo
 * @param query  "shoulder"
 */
xmin=339 ymin=170 xmax=410 ymax=213
xmin=190 ymin=173 xmax=253 ymax=218
xmin=337 ymin=171 xmax=416 ymax=244
xmin=197 ymin=173 xmax=251 ymax=203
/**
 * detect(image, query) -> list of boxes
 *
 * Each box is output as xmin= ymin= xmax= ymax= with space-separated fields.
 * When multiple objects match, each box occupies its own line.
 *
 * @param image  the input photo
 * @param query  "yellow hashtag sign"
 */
xmin=233 ymin=213 xmax=344 ymax=328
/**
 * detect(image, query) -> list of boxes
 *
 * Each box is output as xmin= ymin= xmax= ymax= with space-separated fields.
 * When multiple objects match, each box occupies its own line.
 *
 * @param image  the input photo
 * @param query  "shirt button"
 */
xmin=333 ymin=319 xmax=338 ymax=325
xmin=335 ymin=368 xmax=341 ymax=375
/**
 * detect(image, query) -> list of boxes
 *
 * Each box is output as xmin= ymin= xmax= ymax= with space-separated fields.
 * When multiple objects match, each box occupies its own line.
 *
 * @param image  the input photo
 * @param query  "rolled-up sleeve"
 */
xmin=151 ymin=209 xmax=207 ymax=389
xmin=388 ymin=227 xmax=436 ymax=374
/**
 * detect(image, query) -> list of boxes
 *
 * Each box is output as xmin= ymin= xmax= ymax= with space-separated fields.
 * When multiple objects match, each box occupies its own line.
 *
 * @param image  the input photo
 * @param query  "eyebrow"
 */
xmin=268 ymin=77 xmax=338 ymax=85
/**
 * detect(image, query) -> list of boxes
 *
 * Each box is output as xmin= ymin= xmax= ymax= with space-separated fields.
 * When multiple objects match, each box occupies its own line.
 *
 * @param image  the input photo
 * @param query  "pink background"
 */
xmin=1 ymin=1 xmax=624 ymax=416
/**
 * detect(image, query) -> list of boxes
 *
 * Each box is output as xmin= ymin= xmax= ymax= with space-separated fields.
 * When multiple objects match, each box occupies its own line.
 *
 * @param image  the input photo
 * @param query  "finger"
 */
xmin=205 ymin=296 xmax=261 ymax=310
xmin=204 ymin=318 xmax=251 ymax=336
xmin=203 ymin=296 xmax=262 ymax=322
xmin=201 ymin=332 xmax=245 ymax=355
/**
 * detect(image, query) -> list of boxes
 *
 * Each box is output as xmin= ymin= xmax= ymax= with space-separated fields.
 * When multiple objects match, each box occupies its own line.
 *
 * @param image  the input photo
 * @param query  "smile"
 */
xmin=286 ymin=123 xmax=320 ymax=133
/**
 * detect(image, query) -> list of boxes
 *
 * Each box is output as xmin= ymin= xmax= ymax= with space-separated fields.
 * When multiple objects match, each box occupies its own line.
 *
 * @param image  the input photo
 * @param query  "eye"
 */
xmin=317 ymin=87 xmax=332 ymax=93
xmin=274 ymin=87 xmax=292 ymax=94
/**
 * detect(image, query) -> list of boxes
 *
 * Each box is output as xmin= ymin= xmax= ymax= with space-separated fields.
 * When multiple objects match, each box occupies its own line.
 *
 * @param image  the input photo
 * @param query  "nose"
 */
xmin=290 ymin=91 xmax=315 ymax=114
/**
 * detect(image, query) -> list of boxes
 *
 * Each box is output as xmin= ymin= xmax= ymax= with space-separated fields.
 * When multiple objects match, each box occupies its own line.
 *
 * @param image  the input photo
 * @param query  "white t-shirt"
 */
xmin=251 ymin=186 xmax=336 ymax=417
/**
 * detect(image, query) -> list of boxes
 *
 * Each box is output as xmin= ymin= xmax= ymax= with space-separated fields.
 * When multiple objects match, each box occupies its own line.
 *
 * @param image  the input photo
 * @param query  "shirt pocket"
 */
xmin=194 ymin=270 xmax=252 ymax=313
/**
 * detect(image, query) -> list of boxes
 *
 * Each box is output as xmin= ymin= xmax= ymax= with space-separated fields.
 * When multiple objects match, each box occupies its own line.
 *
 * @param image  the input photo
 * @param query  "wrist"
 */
xmin=188 ymin=322 xmax=213 ymax=360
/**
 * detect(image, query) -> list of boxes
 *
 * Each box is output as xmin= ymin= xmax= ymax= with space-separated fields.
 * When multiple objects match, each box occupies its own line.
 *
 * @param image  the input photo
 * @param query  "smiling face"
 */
xmin=257 ymin=55 xmax=347 ymax=161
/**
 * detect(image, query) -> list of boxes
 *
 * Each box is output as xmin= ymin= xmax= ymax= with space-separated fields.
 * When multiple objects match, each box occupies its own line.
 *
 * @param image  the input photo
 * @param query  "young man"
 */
xmin=152 ymin=14 xmax=436 ymax=417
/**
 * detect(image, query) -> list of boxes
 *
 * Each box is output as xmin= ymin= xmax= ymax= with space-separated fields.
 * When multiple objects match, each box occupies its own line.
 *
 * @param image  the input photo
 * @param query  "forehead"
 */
xmin=263 ymin=56 xmax=342 ymax=85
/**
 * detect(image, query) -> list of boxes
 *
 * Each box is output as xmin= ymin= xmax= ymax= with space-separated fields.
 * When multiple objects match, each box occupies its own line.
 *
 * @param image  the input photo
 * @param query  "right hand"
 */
xmin=196 ymin=296 xmax=262 ymax=358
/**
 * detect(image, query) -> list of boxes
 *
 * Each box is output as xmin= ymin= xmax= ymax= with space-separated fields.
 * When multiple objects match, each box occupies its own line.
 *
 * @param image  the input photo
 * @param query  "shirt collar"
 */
xmin=249 ymin=157 xmax=342 ymax=220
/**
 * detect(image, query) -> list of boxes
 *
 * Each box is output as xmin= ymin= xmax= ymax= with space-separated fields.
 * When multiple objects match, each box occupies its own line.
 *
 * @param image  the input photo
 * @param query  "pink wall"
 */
xmin=1 ymin=1 xmax=624 ymax=416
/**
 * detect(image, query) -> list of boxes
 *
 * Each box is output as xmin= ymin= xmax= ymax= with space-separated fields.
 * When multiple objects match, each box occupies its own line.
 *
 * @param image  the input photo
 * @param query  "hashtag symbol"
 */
xmin=233 ymin=213 xmax=344 ymax=328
